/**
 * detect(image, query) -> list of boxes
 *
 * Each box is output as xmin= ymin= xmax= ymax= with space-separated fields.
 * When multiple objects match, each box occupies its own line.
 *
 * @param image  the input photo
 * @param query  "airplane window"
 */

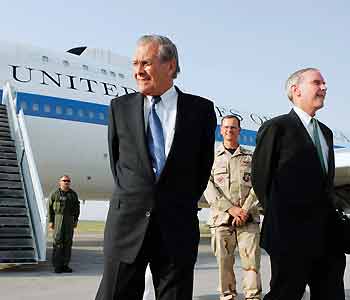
xmin=88 ymin=111 xmax=95 ymax=119
xmin=118 ymin=73 xmax=125 ymax=79
xmin=20 ymin=102 xmax=27 ymax=111
xmin=42 ymin=56 xmax=49 ymax=63
xmin=78 ymin=109 xmax=85 ymax=117
xmin=56 ymin=106 xmax=62 ymax=114
xmin=63 ymin=60 xmax=70 ymax=67
xmin=32 ymin=103 xmax=39 ymax=112
xmin=99 ymin=112 xmax=105 ymax=120
xmin=66 ymin=107 xmax=73 ymax=116
xmin=82 ymin=64 xmax=89 ymax=71
xmin=44 ymin=104 xmax=51 ymax=113
xmin=110 ymin=71 xmax=116 ymax=77
xmin=101 ymin=69 xmax=107 ymax=75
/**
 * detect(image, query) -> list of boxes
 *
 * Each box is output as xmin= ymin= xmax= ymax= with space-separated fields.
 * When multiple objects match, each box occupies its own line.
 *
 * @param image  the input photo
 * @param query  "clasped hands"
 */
xmin=227 ymin=206 xmax=248 ymax=227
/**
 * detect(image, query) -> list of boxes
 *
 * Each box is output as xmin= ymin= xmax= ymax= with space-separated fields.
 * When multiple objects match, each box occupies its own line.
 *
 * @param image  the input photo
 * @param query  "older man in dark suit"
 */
xmin=95 ymin=35 xmax=217 ymax=300
xmin=251 ymin=68 xmax=345 ymax=300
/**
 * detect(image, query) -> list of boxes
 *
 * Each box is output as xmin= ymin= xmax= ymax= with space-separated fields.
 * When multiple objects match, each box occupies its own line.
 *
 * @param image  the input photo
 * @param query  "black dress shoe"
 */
xmin=62 ymin=266 xmax=73 ymax=273
xmin=54 ymin=268 xmax=63 ymax=273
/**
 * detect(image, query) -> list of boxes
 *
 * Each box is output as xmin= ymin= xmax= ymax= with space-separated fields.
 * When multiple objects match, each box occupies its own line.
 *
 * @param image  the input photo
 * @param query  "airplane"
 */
xmin=0 ymin=40 xmax=349 ymax=263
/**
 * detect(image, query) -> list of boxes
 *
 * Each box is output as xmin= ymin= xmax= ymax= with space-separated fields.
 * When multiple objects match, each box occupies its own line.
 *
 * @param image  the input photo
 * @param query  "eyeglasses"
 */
xmin=61 ymin=180 xmax=71 ymax=183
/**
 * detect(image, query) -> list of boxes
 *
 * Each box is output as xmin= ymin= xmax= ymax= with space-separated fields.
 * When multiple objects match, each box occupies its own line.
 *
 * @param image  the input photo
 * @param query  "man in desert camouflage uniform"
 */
xmin=204 ymin=115 xmax=262 ymax=300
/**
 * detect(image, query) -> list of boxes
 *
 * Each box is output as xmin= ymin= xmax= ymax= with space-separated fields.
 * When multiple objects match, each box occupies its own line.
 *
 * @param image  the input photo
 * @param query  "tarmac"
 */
xmin=1 ymin=233 xmax=350 ymax=300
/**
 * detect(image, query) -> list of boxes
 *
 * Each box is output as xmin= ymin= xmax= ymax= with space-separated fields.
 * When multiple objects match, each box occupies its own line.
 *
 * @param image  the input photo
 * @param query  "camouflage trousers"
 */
xmin=211 ymin=223 xmax=262 ymax=300
xmin=52 ymin=217 xmax=74 ymax=270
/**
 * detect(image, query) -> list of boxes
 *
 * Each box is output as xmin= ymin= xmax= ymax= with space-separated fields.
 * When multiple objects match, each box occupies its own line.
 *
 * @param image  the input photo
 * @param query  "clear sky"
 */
xmin=2 ymin=0 xmax=349 ymax=135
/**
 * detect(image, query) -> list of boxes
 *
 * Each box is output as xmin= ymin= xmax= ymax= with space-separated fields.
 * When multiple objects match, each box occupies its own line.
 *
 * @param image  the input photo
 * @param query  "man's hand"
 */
xmin=48 ymin=222 xmax=54 ymax=230
xmin=227 ymin=206 xmax=248 ymax=219
xmin=227 ymin=206 xmax=248 ymax=227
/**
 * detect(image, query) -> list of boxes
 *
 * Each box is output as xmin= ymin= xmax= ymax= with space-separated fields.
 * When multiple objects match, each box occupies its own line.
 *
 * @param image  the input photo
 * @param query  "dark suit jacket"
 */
xmin=104 ymin=86 xmax=217 ymax=264
xmin=251 ymin=109 xmax=337 ymax=258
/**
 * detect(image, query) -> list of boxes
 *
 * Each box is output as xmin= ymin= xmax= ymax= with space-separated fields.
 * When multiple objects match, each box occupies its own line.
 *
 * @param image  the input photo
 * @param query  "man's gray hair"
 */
xmin=137 ymin=34 xmax=180 ymax=79
xmin=285 ymin=67 xmax=319 ymax=101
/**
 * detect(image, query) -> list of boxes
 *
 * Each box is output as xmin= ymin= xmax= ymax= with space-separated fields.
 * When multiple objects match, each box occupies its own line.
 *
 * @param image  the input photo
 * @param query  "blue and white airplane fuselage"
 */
xmin=0 ymin=41 xmax=349 ymax=200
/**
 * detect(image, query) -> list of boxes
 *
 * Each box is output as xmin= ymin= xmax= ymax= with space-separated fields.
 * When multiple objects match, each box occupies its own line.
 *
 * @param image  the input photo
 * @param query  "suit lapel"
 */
xmin=157 ymin=87 xmax=185 ymax=181
xmin=289 ymin=109 xmax=333 ymax=180
xmin=126 ymin=93 xmax=154 ymax=178
xmin=289 ymin=110 xmax=315 ymax=148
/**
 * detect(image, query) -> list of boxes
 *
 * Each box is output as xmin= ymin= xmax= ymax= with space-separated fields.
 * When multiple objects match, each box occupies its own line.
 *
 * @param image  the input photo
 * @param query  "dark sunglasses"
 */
xmin=61 ymin=180 xmax=71 ymax=183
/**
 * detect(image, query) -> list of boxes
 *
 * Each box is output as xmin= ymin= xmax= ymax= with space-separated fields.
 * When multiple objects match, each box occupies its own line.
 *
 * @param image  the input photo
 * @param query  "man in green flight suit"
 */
xmin=48 ymin=175 xmax=80 ymax=273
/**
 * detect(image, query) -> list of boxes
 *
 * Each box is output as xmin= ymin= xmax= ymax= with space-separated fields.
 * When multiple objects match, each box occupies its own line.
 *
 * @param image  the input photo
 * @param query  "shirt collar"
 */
xmin=293 ymin=106 xmax=314 ymax=127
xmin=145 ymin=86 xmax=177 ymax=109
xmin=216 ymin=143 xmax=242 ymax=156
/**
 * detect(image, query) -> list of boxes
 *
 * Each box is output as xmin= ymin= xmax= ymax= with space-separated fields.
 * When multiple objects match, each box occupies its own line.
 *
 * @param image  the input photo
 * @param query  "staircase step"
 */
xmin=0 ymin=226 xmax=31 ymax=237
xmin=0 ymin=152 xmax=17 ymax=160
xmin=0 ymin=173 xmax=21 ymax=181
xmin=0 ymin=131 xmax=10 ymax=137
xmin=0 ymin=189 xmax=24 ymax=197
xmin=0 ymin=158 xmax=18 ymax=166
xmin=0 ymin=126 xmax=10 ymax=131
xmin=0 ymin=181 xmax=22 ymax=189
xmin=0 ymin=146 xmax=16 ymax=154
xmin=0 ymin=165 xmax=19 ymax=173
xmin=0 ymin=238 xmax=33 ymax=248
xmin=0 ymin=138 xmax=12 ymax=143
xmin=0 ymin=140 xmax=14 ymax=147
xmin=0 ymin=250 xmax=36 ymax=263
xmin=0 ymin=132 xmax=11 ymax=139
xmin=0 ymin=198 xmax=26 ymax=206
xmin=0 ymin=207 xmax=27 ymax=215
xmin=0 ymin=117 xmax=9 ymax=124
xmin=0 ymin=216 xmax=29 ymax=226
xmin=0 ymin=122 xmax=9 ymax=129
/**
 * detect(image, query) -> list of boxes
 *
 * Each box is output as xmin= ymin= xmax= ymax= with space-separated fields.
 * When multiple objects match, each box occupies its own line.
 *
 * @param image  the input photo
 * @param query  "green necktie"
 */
xmin=311 ymin=118 xmax=326 ymax=174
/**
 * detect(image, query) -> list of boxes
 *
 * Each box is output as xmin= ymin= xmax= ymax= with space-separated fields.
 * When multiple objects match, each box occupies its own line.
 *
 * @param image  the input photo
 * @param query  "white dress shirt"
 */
xmin=293 ymin=106 xmax=329 ymax=173
xmin=144 ymin=85 xmax=178 ymax=158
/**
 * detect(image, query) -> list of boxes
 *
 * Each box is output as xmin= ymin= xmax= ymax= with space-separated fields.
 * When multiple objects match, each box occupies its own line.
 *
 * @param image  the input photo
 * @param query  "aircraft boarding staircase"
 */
xmin=0 ymin=83 xmax=46 ymax=264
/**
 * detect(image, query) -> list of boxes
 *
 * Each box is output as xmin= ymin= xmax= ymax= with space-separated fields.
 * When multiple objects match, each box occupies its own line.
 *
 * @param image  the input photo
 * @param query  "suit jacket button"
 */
xmin=145 ymin=211 xmax=151 ymax=217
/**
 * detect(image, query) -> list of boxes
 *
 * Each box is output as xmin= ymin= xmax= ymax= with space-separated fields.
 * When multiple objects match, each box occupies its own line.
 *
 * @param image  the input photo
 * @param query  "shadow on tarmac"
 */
xmin=0 ymin=239 xmax=105 ymax=277
xmin=1 ymin=235 xmax=350 ymax=300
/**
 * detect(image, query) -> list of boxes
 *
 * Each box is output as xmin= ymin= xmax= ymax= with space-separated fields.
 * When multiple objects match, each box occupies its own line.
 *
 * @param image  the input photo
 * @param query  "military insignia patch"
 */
xmin=243 ymin=172 xmax=251 ymax=182
xmin=242 ymin=158 xmax=251 ymax=165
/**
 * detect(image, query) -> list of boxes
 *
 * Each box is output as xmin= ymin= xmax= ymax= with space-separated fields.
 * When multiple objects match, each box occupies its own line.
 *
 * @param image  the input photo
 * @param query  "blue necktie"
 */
xmin=147 ymin=96 xmax=165 ymax=178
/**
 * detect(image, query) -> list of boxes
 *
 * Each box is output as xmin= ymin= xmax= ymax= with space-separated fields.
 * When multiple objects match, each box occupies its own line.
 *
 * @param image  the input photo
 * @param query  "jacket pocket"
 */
xmin=213 ymin=167 xmax=228 ymax=187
